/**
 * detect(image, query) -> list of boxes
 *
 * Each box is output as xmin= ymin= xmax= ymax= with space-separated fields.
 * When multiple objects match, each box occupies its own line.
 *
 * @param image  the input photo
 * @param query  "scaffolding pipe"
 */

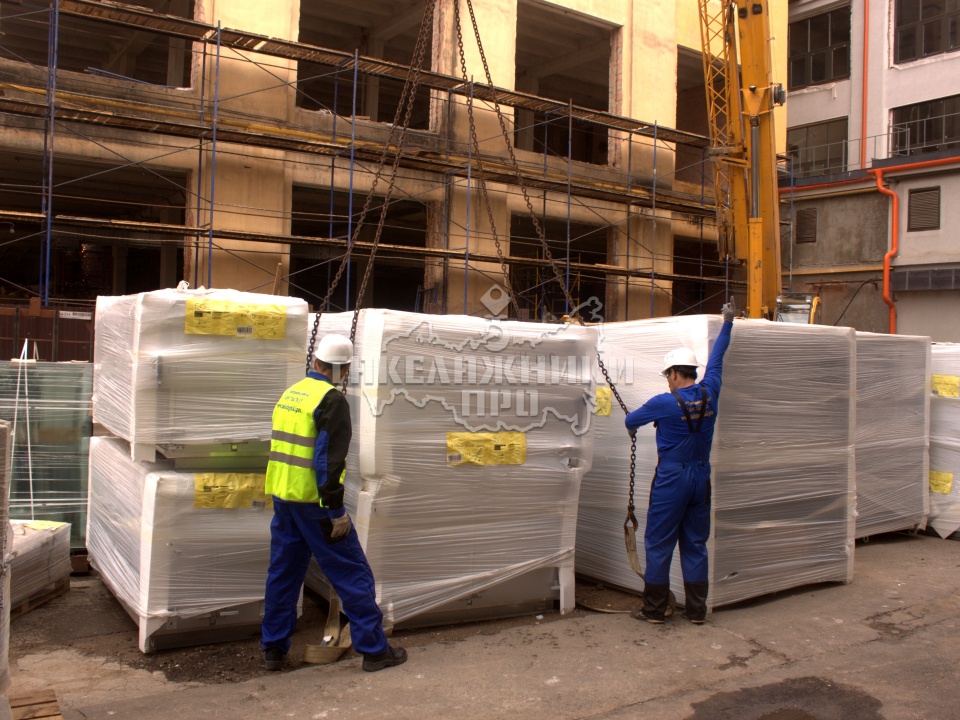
xmin=565 ymin=99 xmax=572 ymax=314
xmin=327 ymin=154 xmax=336 ymax=310
xmin=626 ymin=131 xmax=632 ymax=320
xmin=41 ymin=1 xmax=60 ymax=305
xmin=194 ymin=41 xmax=208 ymax=290
xmin=541 ymin=109 xmax=549 ymax=320
xmin=206 ymin=23 xmax=222 ymax=290
xmin=650 ymin=122 xmax=657 ymax=318
xmin=345 ymin=51 xmax=358 ymax=311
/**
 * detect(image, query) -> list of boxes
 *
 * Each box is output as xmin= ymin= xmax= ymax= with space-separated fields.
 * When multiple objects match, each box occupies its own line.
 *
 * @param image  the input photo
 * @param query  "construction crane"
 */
xmin=699 ymin=0 xmax=804 ymax=321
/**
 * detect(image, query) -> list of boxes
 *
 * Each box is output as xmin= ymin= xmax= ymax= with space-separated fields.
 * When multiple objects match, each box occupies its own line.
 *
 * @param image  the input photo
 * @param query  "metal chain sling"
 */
xmin=457 ymin=0 xmax=646 ymax=579
xmin=303 ymin=0 xmax=438 ymax=664
xmin=305 ymin=0 xmax=438 ymax=374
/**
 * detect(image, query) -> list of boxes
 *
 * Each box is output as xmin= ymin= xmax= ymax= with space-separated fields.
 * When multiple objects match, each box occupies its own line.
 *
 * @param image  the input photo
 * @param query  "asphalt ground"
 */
xmin=7 ymin=532 xmax=960 ymax=720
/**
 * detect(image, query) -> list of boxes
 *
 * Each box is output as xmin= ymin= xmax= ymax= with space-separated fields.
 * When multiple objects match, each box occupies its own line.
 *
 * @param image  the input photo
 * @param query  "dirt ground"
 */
xmin=8 ymin=572 xmax=638 ymax=685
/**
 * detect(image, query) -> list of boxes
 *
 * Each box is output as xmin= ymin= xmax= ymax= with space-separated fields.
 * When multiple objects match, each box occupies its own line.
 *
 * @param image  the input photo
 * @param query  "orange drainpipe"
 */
xmin=869 ymin=168 xmax=898 ymax=334
xmin=868 ymin=155 xmax=960 ymax=334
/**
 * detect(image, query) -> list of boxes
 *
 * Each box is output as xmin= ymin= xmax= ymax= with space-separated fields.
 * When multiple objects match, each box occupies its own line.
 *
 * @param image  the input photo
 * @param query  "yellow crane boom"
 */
xmin=699 ymin=0 xmax=785 ymax=319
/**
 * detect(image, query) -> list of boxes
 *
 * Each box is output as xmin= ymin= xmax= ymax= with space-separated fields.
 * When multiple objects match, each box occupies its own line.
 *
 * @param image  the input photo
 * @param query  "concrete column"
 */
xmin=515 ymin=76 xmax=538 ymax=152
xmin=363 ymin=38 xmax=384 ymax=122
xmin=194 ymin=1 xmax=296 ymax=294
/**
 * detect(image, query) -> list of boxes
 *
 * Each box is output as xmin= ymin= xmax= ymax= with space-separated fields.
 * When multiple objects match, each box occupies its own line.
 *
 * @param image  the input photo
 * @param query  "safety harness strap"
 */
xmin=670 ymin=387 xmax=708 ymax=434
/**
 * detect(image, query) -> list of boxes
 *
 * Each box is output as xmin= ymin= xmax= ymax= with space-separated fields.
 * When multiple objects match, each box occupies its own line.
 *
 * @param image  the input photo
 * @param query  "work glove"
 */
xmin=330 ymin=513 xmax=352 ymax=540
xmin=721 ymin=297 xmax=736 ymax=323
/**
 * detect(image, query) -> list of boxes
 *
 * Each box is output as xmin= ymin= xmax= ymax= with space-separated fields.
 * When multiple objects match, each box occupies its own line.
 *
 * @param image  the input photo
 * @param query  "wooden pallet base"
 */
xmin=6 ymin=689 xmax=63 ymax=720
xmin=10 ymin=578 xmax=70 ymax=621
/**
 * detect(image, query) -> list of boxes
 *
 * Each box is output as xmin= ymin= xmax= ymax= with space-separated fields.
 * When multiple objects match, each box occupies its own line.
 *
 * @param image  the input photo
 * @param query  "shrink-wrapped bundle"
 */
xmin=854 ymin=332 xmax=930 ymax=538
xmin=93 ymin=287 xmax=308 ymax=453
xmin=304 ymin=310 xmax=596 ymax=628
xmin=87 ymin=436 xmax=283 ymax=652
xmin=0 ymin=361 xmax=92 ymax=546
xmin=576 ymin=317 xmax=856 ymax=611
xmin=929 ymin=343 xmax=960 ymax=538
xmin=0 ymin=421 xmax=11 ymax=697
xmin=8 ymin=520 xmax=71 ymax=609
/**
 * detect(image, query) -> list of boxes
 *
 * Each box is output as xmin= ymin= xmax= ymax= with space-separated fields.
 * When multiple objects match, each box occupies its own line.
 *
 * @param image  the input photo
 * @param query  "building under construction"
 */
xmin=0 ymin=0 xmax=793 ymax=346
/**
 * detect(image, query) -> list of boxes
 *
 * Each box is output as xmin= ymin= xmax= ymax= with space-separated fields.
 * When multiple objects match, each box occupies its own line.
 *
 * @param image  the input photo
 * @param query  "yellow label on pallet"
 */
xmin=194 ymin=473 xmax=273 ymax=509
xmin=184 ymin=298 xmax=287 ymax=340
xmin=595 ymin=386 xmax=612 ymax=416
xmin=24 ymin=520 xmax=67 ymax=531
xmin=932 ymin=374 xmax=960 ymax=398
xmin=930 ymin=470 xmax=954 ymax=495
xmin=446 ymin=432 xmax=526 ymax=466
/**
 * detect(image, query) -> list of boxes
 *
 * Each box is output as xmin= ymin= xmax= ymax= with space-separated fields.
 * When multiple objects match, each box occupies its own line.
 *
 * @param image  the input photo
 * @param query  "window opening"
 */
xmin=296 ymin=1 xmax=431 ymax=128
xmin=788 ymin=6 xmax=851 ymax=90
xmin=0 ymin=0 xmax=195 ymax=87
xmin=895 ymin=0 xmax=960 ymax=63
xmin=890 ymin=93 xmax=960 ymax=156
xmin=787 ymin=119 xmax=849 ymax=177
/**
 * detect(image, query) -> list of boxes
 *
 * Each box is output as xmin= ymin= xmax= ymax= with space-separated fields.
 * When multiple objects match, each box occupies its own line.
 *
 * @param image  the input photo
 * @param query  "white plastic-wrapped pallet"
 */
xmin=0 ymin=421 xmax=12 ymax=705
xmin=854 ymin=332 xmax=931 ymax=538
xmin=576 ymin=317 xmax=857 ymax=612
xmin=303 ymin=310 xmax=596 ymax=628
xmin=929 ymin=343 xmax=960 ymax=538
xmin=87 ymin=436 xmax=288 ymax=652
xmin=8 ymin=520 xmax=72 ymax=609
xmin=92 ymin=286 xmax=308 ymax=454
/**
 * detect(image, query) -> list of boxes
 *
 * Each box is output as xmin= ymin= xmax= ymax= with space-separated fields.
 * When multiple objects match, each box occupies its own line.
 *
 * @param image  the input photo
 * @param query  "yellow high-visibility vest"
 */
xmin=265 ymin=377 xmax=345 ymax=504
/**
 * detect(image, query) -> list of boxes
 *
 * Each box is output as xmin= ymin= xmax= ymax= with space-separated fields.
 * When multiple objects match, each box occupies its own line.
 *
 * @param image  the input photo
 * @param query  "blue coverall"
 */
xmin=624 ymin=320 xmax=732 ymax=612
xmin=261 ymin=371 xmax=389 ymax=657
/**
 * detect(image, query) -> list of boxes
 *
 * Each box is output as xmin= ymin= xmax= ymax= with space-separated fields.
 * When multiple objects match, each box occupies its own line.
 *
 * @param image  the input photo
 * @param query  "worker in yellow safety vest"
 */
xmin=260 ymin=333 xmax=407 ymax=672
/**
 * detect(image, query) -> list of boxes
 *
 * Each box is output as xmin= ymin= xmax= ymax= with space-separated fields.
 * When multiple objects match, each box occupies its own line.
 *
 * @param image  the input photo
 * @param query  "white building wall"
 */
xmin=893 ymin=173 xmax=960 ymax=268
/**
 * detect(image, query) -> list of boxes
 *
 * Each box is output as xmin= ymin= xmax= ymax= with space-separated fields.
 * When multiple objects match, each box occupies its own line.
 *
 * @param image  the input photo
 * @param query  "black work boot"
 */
xmin=682 ymin=581 xmax=709 ymax=624
xmin=263 ymin=647 xmax=285 ymax=671
xmin=634 ymin=582 xmax=671 ymax=624
xmin=362 ymin=645 xmax=408 ymax=672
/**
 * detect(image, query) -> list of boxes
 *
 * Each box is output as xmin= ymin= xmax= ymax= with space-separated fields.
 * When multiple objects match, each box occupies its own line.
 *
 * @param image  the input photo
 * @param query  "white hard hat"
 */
xmin=662 ymin=347 xmax=698 ymax=374
xmin=315 ymin=334 xmax=354 ymax=365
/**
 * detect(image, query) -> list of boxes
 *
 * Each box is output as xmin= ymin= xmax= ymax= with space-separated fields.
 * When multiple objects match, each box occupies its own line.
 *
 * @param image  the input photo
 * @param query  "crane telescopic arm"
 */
xmin=699 ymin=0 xmax=784 ymax=319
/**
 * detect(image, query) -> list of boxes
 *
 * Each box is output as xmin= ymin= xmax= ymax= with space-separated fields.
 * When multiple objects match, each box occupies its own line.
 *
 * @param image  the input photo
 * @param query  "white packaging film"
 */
xmin=93 ymin=287 xmax=308 ymax=450
xmin=576 ymin=317 xmax=856 ymax=610
xmin=303 ymin=310 xmax=596 ymax=627
xmin=854 ymin=332 xmax=931 ymax=538
xmin=8 ymin=520 xmax=71 ymax=609
xmin=86 ymin=436 xmax=284 ymax=652
xmin=0 ymin=422 xmax=11 ymax=696
xmin=929 ymin=343 xmax=960 ymax=538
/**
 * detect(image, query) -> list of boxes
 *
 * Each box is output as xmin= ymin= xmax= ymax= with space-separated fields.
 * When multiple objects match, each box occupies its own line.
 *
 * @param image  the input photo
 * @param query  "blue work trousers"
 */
xmin=261 ymin=499 xmax=389 ymax=656
xmin=644 ymin=461 xmax=711 ymax=586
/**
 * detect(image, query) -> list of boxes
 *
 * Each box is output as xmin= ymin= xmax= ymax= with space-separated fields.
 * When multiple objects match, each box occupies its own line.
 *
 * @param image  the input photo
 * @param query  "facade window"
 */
xmin=890 ymin=94 xmax=960 ymax=155
xmin=795 ymin=208 xmax=818 ymax=243
xmin=788 ymin=7 xmax=851 ymax=90
xmin=787 ymin=119 xmax=849 ymax=177
xmin=895 ymin=0 xmax=960 ymax=64
xmin=907 ymin=187 xmax=941 ymax=231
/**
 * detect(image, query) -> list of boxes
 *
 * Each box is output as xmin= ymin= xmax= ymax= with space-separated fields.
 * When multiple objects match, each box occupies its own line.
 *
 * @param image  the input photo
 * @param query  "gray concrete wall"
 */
xmin=784 ymin=192 xmax=888 ymax=269
xmin=896 ymin=290 xmax=960 ymax=341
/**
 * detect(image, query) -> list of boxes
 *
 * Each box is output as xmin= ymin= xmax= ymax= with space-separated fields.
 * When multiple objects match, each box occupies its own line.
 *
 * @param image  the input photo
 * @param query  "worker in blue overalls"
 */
xmin=261 ymin=333 xmax=407 ymax=672
xmin=624 ymin=301 xmax=735 ymax=624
